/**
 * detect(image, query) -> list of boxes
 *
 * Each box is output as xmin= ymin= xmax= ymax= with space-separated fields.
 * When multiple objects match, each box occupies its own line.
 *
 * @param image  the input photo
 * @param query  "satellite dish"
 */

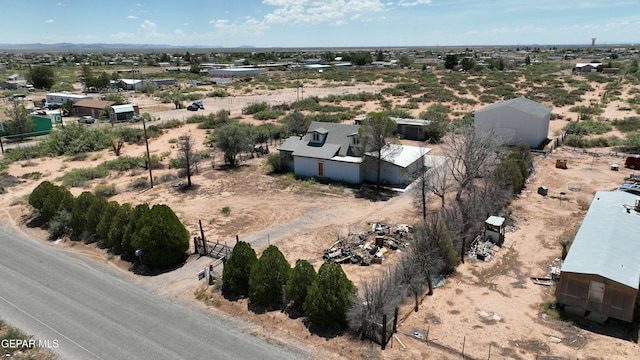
xmin=135 ymin=248 xmax=144 ymax=257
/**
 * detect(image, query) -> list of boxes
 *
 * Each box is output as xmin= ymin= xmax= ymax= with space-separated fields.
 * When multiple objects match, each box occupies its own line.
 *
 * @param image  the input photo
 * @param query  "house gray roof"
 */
xmin=561 ymin=191 xmax=640 ymax=289
xmin=475 ymin=97 xmax=552 ymax=119
xmin=277 ymin=121 xmax=361 ymax=159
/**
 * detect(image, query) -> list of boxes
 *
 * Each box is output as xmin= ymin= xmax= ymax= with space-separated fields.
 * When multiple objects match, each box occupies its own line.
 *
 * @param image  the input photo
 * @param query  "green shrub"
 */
xmin=564 ymin=120 xmax=611 ymax=135
xmin=249 ymin=245 xmax=291 ymax=307
xmin=93 ymin=184 xmax=118 ymax=198
xmin=158 ymin=119 xmax=184 ymax=129
xmin=621 ymin=132 xmax=640 ymax=153
xmin=243 ymin=102 xmax=270 ymax=115
xmin=130 ymin=204 xmax=189 ymax=269
xmin=102 ymin=156 xmax=145 ymax=171
xmin=207 ymin=89 xmax=230 ymax=97
xmin=286 ymin=259 xmax=316 ymax=309
xmin=612 ymin=116 xmax=640 ymax=132
xmin=129 ymin=177 xmax=149 ymax=190
xmin=303 ymin=262 xmax=356 ymax=328
xmin=253 ymin=110 xmax=285 ymax=120
xmin=222 ymin=241 xmax=258 ymax=297
xmin=58 ymin=167 xmax=109 ymax=187
xmin=267 ymin=153 xmax=291 ymax=174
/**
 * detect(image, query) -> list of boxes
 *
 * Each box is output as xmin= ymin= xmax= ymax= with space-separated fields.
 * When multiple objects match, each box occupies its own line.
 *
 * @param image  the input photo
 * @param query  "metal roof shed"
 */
xmin=109 ymin=104 xmax=135 ymax=122
xmin=556 ymin=191 xmax=640 ymax=322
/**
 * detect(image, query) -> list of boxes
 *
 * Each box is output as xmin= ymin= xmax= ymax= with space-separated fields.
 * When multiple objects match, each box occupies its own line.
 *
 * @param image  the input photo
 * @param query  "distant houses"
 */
xmin=474 ymin=97 xmax=552 ymax=148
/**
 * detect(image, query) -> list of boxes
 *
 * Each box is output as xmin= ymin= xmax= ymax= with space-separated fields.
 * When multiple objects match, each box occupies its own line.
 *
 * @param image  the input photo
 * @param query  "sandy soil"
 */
xmin=1 ymin=69 xmax=639 ymax=359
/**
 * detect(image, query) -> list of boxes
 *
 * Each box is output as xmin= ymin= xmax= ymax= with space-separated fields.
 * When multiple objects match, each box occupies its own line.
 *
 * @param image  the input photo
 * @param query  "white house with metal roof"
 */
xmin=474 ymin=97 xmax=552 ymax=148
xmin=278 ymin=121 xmax=429 ymax=185
xmin=556 ymin=191 xmax=640 ymax=322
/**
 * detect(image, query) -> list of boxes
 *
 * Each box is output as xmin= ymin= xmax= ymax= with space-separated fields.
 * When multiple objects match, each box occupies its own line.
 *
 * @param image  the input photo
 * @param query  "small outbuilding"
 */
xmin=556 ymin=191 xmax=640 ymax=322
xmin=474 ymin=97 xmax=552 ymax=148
xmin=108 ymin=104 xmax=138 ymax=122
xmin=483 ymin=216 xmax=505 ymax=246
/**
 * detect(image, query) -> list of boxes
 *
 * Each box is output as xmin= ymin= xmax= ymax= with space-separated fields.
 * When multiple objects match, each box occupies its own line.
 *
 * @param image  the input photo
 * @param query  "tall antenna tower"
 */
xmin=591 ymin=37 xmax=597 ymax=46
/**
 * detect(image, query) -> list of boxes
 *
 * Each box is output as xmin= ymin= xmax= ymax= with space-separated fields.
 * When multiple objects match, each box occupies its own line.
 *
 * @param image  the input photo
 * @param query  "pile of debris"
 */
xmin=467 ymin=234 xmax=499 ymax=262
xmin=322 ymin=223 xmax=413 ymax=265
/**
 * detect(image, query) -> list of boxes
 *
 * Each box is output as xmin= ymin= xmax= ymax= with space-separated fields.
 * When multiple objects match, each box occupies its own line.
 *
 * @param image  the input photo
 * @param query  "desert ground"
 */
xmin=1 ymin=67 xmax=639 ymax=359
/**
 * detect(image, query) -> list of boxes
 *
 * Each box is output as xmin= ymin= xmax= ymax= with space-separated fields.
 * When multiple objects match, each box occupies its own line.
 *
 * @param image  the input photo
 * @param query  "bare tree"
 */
xmin=426 ymin=158 xmax=451 ymax=209
xmin=358 ymin=112 xmax=397 ymax=188
xmin=415 ymin=156 xmax=451 ymax=220
xmin=178 ymin=133 xmax=199 ymax=188
xmin=444 ymin=126 xmax=501 ymax=203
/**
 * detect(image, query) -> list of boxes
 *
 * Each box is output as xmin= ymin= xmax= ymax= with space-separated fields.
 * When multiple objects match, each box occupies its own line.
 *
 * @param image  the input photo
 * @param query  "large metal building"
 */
xmin=556 ymin=191 xmax=640 ymax=322
xmin=474 ymin=97 xmax=551 ymax=148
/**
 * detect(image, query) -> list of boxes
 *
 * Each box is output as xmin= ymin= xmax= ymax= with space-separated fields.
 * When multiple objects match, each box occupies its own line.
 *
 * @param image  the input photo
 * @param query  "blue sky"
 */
xmin=1 ymin=0 xmax=638 ymax=47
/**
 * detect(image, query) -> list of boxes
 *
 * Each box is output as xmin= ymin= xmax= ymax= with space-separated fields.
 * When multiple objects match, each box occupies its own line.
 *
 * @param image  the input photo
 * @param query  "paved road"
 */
xmin=0 ymin=226 xmax=307 ymax=360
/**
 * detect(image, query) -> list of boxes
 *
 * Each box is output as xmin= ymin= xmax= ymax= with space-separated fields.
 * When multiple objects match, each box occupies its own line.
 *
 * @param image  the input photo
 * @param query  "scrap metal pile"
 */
xmin=467 ymin=234 xmax=499 ymax=262
xmin=323 ymin=223 xmax=413 ymax=265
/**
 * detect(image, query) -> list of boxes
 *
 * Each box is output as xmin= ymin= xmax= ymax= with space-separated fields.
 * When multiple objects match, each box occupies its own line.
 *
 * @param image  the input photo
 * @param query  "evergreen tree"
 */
xmin=41 ymin=185 xmax=74 ymax=223
xmin=29 ymin=181 xmax=55 ymax=211
xmin=130 ymin=204 xmax=189 ymax=269
xmin=286 ymin=259 xmax=316 ymax=309
xmin=303 ymin=263 xmax=357 ymax=327
xmin=71 ymin=191 xmax=97 ymax=236
xmin=222 ymin=241 xmax=257 ymax=297
xmin=107 ymin=203 xmax=132 ymax=251
xmin=85 ymin=195 xmax=108 ymax=237
xmin=28 ymin=65 xmax=55 ymax=89
xmin=121 ymin=203 xmax=150 ymax=258
xmin=96 ymin=201 xmax=120 ymax=243
xmin=249 ymin=245 xmax=291 ymax=307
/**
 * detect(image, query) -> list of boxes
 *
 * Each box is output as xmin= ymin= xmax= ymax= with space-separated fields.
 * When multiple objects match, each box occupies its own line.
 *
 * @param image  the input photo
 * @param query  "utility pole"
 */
xmin=142 ymin=116 xmax=153 ymax=188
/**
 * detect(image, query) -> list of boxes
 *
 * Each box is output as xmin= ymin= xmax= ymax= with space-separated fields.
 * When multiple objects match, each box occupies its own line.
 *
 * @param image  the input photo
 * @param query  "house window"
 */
xmin=312 ymin=133 xmax=320 ymax=142
xmin=588 ymin=280 xmax=605 ymax=303
xmin=351 ymin=136 xmax=359 ymax=146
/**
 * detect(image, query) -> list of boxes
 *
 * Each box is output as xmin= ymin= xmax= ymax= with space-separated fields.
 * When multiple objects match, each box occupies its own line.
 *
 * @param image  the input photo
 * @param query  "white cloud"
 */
xmin=56 ymin=2 xmax=65 ymax=6
xmin=140 ymin=20 xmax=158 ymax=38
xmin=209 ymin=17 xmax=268 ymax=36
xmin=128 ymin=15 xmax=137 ymax=19
xmin=45 ymin=19 xmax=54 ymax=23
xmin=398 ymin=0 xmax=431 ymax=6
xmin=261 ymin=0 xmax=386 ymax=25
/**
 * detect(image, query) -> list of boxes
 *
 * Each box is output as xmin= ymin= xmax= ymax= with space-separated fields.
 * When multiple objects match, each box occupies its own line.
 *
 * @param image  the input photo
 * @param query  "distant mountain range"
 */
xmin=0 ymin=43 xmax=255 ymax=51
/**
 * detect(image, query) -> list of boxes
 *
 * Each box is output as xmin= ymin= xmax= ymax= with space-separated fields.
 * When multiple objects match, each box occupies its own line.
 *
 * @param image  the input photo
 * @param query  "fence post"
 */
xmin=381 ymin=314 xmax=387 ymax=350
xmin=488 ymin=342 xmax=491 ymax=360
xmin=393 ymin=307 xmax=399 ymax=334
xmin=462 ymin=336 xmax=465 ymax=359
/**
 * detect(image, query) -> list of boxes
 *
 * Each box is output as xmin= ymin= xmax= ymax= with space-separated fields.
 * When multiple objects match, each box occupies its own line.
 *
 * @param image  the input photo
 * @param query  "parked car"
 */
xmin=187 ymin=104 xmax=199 ymax=111
xmin=78 ymin=115 xmax=95 ymax=124
xmin=193 ymin=101 xmax=204 ymax=110
xmin=618 ymin=183 xmax=640 ymax=196
xmin=128 ymin=115 xmax=143 ymax=123
xmin=624 ymin=154 xmax=640 ymax=169
xmin=8 ymin=94 xmax=26 ymax=100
